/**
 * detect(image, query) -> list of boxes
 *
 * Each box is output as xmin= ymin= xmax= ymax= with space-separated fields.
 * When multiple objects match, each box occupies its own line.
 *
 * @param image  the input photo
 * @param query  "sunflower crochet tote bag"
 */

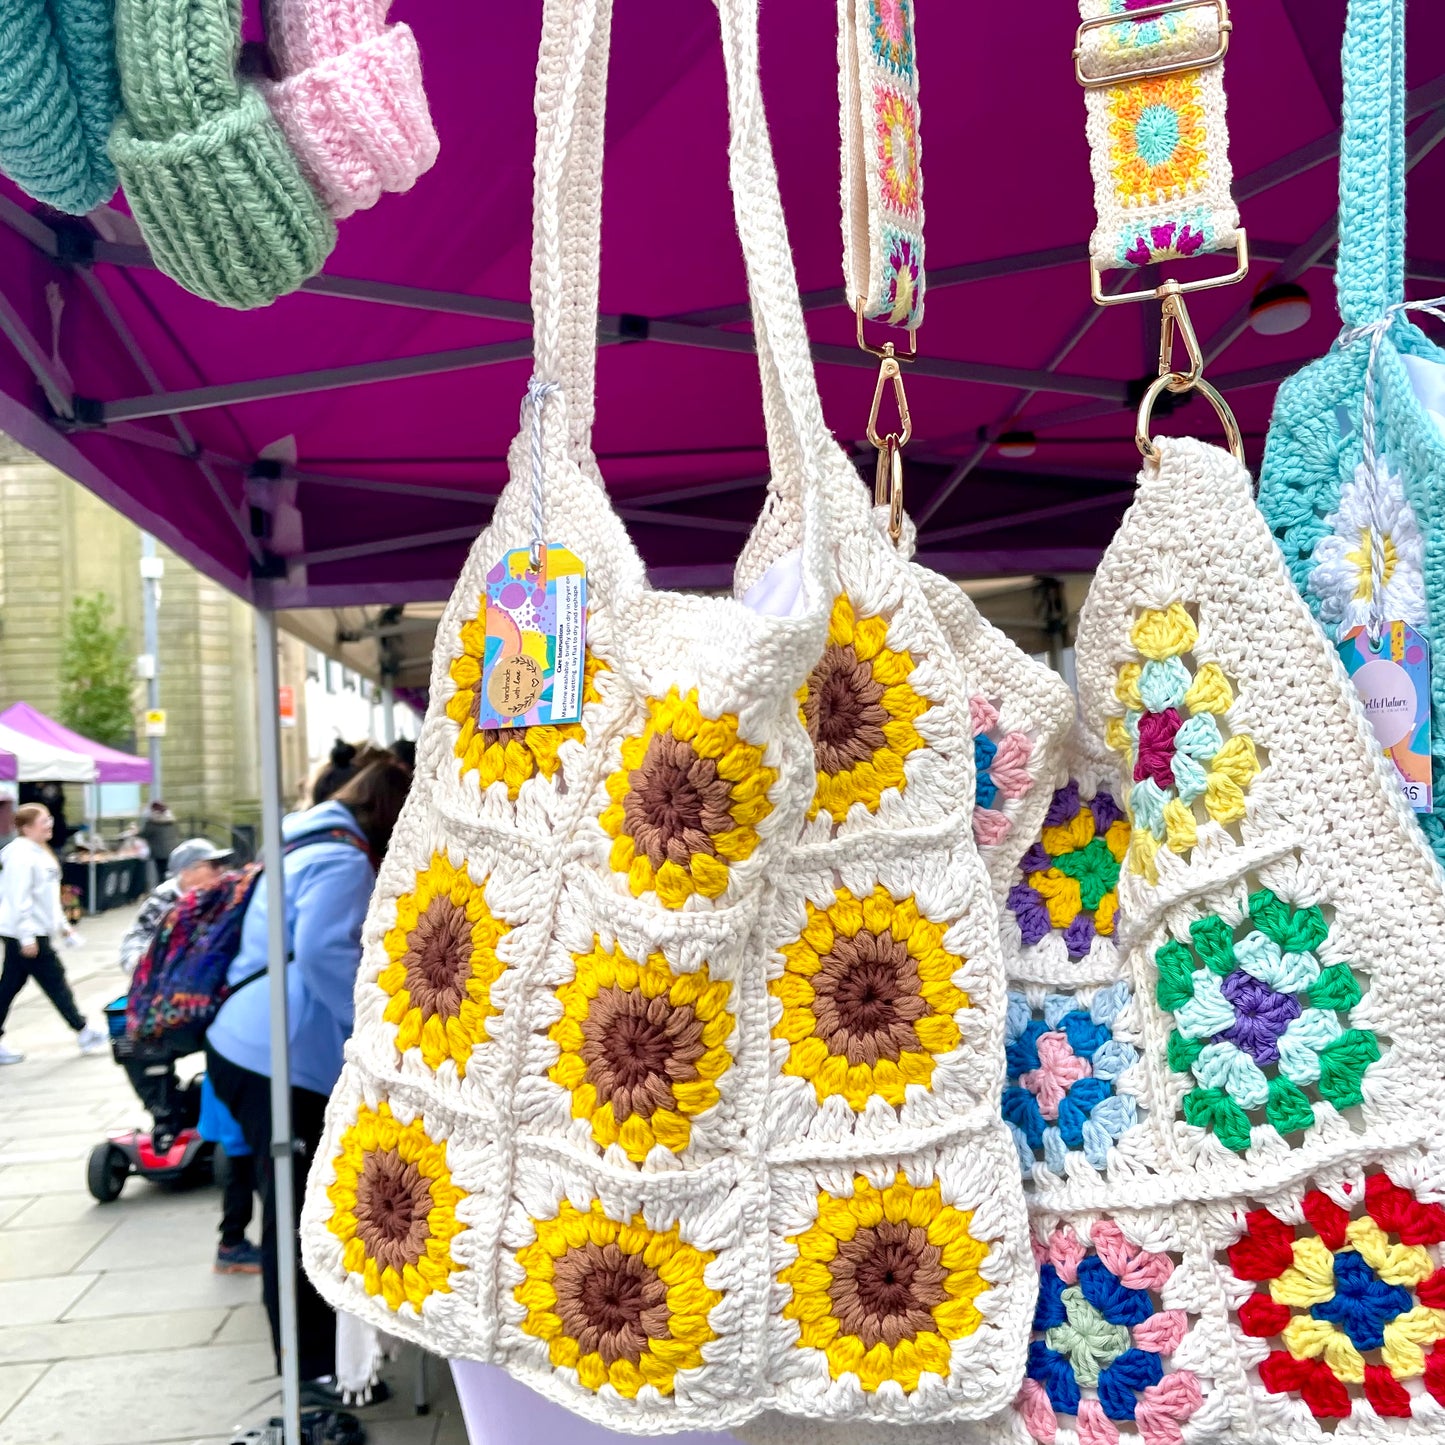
xmin=1257 ymin=0 xmax=1445 ymax=866
xmin=302 ymin=0 xmax=1037 ymax=1430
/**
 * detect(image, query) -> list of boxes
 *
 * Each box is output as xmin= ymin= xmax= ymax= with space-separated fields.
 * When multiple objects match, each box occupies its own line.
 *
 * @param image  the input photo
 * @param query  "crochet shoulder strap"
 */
xmin=1336 ymin=0 xmax=1408 ymax=327
xmin=531 ymin=0 xmax=838 ymax=509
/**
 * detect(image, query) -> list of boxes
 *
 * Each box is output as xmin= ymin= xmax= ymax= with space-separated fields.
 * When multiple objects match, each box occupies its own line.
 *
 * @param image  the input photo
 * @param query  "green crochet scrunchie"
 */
xmin=0 ymin=0 xmax=119 ymax=213
xmin=108 ymin=0 xmax=336 ymax=309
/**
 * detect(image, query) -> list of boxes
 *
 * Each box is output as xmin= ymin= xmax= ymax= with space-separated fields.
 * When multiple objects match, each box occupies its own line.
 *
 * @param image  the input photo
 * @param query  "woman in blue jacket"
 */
xmin=206 ymin=754 xmax=411 ymax=1403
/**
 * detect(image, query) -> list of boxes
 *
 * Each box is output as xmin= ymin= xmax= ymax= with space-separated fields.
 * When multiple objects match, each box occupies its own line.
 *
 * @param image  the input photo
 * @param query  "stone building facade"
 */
xmin=0 ymin=435 xmax=312 ymax=830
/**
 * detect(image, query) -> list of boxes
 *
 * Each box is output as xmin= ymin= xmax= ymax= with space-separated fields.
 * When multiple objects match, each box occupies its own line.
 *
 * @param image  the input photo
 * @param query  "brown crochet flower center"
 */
xmin=810 ymin=929 xmax=928 ymax=1066
xmin=403 ymin=895 xmax=473 ymax=1020
xmin=580 ymin=986 xmax=706 ymax=1123
xmin=829 ymin=1220 xmax=947 ymax=1349
xmin=622 ymin=733 xmax=735 ymax=869
xmin=804 ymin=643 xmax=890 ymax=776
xmin=354 ymin=1147 xmax=435 ymax=1276
xmin=552 ymin=1241 xmax=671 ymax=1366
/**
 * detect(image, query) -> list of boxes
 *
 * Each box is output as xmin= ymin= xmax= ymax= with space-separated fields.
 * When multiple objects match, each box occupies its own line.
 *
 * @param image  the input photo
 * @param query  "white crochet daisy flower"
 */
xmin=1308 ymin=458 xmax=1426 ymax=632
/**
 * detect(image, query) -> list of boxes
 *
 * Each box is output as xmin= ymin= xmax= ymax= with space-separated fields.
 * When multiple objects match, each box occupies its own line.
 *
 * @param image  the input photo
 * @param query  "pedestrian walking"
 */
xmin=0 ymin=803 xmax=106 ymax=1063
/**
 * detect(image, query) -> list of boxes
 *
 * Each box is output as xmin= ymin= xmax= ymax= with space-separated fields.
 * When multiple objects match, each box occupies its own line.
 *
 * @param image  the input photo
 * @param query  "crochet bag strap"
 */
xmin=1335 ymin=0 xmax=1408 ymax=328
xmin=531 ymin=0 xmax=838 ymax=507
xmin=838 ymin=0 xmax=923 ymax=331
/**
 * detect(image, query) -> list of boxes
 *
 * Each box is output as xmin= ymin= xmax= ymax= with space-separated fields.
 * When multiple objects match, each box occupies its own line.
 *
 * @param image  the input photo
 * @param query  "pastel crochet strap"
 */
xmin=1257 ymin=0 xmax=1445 ymax=869
xmin=1075 ymin=0 xmax=1242 ymax=281
xmin=1334 ymin=0 xmax=1406 ymax=329
xmin=838 ymin=0 xmax=923 ymax=329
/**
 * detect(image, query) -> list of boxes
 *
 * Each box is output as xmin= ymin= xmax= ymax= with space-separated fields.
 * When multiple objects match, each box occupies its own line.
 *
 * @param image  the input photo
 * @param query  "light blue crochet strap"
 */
xmin=1336 ymin=0 xmax=1407 ymax=326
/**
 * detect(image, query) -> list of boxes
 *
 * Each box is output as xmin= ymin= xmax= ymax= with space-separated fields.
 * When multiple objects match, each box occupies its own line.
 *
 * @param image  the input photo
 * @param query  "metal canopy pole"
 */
xmin=255 ymin=599 xmax=301 ymax=1445
xmin=380 ymin=684 xmax=396 ymax=746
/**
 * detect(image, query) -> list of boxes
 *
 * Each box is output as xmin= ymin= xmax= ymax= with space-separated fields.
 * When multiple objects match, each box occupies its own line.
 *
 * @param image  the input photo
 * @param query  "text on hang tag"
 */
xmin=479 ymin=545 xmax=587 ymax=729
xmin=1337 ymin=621 xmax=1433 ymax=813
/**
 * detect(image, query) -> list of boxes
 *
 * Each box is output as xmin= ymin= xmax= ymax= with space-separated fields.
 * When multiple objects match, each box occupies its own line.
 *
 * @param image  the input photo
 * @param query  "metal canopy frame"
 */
xmin=0 ymin=75 xmax=1443 ymax=583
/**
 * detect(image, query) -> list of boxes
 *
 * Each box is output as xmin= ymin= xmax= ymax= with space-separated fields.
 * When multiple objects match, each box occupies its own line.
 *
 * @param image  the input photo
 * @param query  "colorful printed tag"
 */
xmin=1338 ymin=623 xmax=1433 ymax=812
xmin=479 ymin=545 xmax=586 ymax=729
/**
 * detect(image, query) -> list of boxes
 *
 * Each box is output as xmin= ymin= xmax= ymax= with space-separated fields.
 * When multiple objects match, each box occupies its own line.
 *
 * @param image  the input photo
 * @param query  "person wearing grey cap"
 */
xmin=118 ymin=837 xmax=232 ymax=976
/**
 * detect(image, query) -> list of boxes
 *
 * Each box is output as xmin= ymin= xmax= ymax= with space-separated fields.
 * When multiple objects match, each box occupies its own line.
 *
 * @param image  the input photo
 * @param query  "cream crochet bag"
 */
xmin=745 ymin=435 xmax=1445 ymax=1445
xmin=982 ymin=435 xmax=1445 ymax=1445
xmin=301 ymin=0 xmax=1050 ymax=1430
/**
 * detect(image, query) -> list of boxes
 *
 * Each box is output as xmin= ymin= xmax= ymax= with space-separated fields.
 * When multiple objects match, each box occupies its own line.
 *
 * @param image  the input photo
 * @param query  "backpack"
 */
xmin=124 ymin=827 xmax=369 ymax=1054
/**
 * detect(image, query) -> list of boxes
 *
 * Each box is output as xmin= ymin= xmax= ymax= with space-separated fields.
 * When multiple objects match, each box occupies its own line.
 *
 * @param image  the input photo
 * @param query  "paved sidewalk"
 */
xmin=0 ymin=902 xmax=465 ymax=1445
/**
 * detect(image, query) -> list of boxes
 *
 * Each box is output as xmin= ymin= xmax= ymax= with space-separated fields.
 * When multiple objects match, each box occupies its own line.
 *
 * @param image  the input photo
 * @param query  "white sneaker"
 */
xmin=0 ymin=1043 xmax=23 ymax=1065
xmin=77 ymin=1024 xmax=107 ymax=1056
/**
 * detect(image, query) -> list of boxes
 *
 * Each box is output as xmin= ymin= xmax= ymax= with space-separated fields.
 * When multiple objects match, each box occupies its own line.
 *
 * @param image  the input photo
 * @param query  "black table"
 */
xmin=64 ymin=858 xmax=148 ymax=913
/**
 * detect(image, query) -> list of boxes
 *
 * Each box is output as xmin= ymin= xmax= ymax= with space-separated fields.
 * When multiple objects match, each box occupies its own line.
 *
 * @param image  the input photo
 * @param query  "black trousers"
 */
xmin=218 ymin=1147 xmax=257 ymax=1249
xmin=205 ymin=1045 xmax=335 ymax=1380
xmin=0 ymin=935 xmax=84 ymax=1035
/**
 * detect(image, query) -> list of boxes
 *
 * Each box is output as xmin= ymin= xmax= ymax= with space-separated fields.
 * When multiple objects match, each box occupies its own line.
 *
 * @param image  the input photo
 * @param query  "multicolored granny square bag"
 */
xmin=992 ymin=434 xmax=1445 ymax=1445
xmin=302 ymin=0 xmax=1047 ymax=1431
xmin=1258 ymin=0 xmax=1445 ymax=867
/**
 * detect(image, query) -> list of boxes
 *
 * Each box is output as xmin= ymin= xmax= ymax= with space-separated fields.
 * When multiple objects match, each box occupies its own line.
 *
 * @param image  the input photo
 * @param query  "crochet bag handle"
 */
xmin=1336 ymin=0 xmax=1408 ymax=327
xmin=530 ymin=0 xmax=838 ymax=501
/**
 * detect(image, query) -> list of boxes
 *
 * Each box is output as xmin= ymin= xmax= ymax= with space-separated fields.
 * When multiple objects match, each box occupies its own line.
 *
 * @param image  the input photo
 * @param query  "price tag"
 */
xmin=1337 ymin=622 xmax=1433 ymax=812
xmin=479 ymin=545 xmax=587 ymax=729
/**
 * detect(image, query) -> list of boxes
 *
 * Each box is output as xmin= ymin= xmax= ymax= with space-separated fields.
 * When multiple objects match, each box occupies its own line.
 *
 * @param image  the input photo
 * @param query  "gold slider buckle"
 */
xmin=1074 ymin=0 xmax=1232 ymax=89
xmin=1091 ymin=230 xmax=1250 ymax=307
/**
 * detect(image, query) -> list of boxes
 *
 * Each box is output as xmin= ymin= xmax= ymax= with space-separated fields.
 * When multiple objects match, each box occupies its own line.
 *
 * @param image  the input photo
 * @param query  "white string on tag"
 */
xmin=525 ymin=377 xmax=560 ymax=572
xmin=1339 ymin=295 xmax=1445 ymax=639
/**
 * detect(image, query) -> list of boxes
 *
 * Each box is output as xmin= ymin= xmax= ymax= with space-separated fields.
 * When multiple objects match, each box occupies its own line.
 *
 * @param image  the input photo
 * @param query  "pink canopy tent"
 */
xmin=0 ymin=747 xmax=14 ymax=783
xmin=0 ymin=1 xmax=1442 ymax=607
xmin=0 ymin=702 xmax=151 ymax=784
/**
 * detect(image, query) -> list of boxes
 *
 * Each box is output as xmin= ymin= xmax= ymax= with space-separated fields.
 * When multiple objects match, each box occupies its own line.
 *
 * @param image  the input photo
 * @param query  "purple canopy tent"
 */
xmin=1 ymin=5 xmax=1442 ymax=1438
xmin=0 ymin=702 xmax=152 ymax=784
xmin=0 ymin=703 xmax=151 ymax=913
xmin=0 ymin=1 xmax=1441 ymax=609
xmin=0 ymin=747 xmax=14 ymax=783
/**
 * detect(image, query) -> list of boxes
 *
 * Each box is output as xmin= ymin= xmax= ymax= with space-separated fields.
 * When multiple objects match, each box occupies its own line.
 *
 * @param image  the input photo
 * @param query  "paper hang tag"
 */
xmin=1337 ymin=622 xmax=1433 ymax=813
xmin=479 ymin=545 xmax=587 ymax=729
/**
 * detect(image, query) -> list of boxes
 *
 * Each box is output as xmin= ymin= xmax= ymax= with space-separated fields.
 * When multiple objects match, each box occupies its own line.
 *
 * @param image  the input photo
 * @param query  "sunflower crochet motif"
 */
xmin=325 ymin=1102 xmax=466 ymax=1313
xmin=514 ymin=1200 xmax=722 ymax=1399
xmin=548 ymin=941 xmax=735 ymax=1163
xmin=378 ymin=853 xmax=509 ymax=1076
xmin=600 ymin=688 xmax=776 ymax=908
xmin=781 ymin=1173 xmax=990 ymax=1394
xmin=771 ymin=886 xmax=967 ymax=1112
xmin=448 ymin=627 xmax=605 ymax=799
xmin=800 ymin=595 xmax=930 ymax=824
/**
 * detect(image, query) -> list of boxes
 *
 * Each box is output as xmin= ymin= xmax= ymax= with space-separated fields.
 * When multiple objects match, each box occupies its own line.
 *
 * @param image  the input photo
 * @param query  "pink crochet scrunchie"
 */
xmin=262 ymin=0 xmax=438 ymax=219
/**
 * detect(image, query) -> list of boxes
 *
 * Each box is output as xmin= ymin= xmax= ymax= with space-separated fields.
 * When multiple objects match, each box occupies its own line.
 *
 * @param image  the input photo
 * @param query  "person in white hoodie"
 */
xmin=0 ymin=803 xmax=105 ymax=1064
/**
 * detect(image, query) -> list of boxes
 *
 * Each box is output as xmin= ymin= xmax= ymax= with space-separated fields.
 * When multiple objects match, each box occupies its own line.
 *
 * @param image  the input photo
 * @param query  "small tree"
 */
xmin=59 ymin=593 xmax=136 ymax=748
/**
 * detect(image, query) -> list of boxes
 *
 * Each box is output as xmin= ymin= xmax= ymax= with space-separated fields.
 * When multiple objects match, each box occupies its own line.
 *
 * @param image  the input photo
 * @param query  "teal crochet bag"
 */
xmin=1258 ymin=0 xmax=1445 ymax=860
